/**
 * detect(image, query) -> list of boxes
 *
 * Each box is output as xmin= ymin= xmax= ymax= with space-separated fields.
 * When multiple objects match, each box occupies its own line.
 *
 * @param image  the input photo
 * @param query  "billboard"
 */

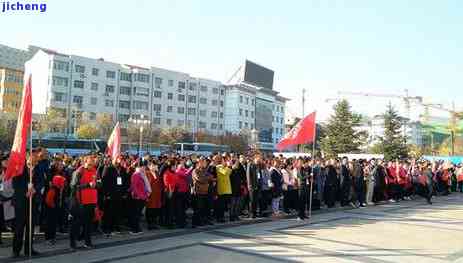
xmin=243 ymin=60 xmax=274 ymax=90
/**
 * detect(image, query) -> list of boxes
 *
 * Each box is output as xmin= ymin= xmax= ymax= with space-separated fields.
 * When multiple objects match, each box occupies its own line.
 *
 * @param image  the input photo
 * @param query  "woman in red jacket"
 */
xmin=146 ymin=161 xmax=163 ymax=230
xmin=175 ymin=159 xmax=192 ymax=228
xmin=163 ymin=160 xmax=177 ymax=229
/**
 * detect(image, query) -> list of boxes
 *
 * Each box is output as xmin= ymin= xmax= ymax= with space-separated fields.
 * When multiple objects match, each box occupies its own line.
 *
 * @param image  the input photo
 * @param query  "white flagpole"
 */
xmin=28 ymin=111 xmax=33 ymax=257
xmin=308 ymin=118 xmax=316 ymax=220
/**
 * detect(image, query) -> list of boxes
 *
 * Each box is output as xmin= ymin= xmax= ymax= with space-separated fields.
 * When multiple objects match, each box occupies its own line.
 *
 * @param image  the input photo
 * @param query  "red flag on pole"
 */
xmin=106 ymin=122 xmax=121 ymax=161
xmin=276 ymin=112 xmax=316 ymax=151
xmin=4 ymin=75 xmax=33 ymax=181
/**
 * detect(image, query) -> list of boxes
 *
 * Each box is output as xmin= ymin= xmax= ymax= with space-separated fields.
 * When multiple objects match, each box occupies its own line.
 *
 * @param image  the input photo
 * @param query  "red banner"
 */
xmin=106 ymin=122 xmax=121 ymax=161
xmin=5 ymin=75 xmax=33 ymax=180
xmin=276 ymin=112 xmax=316 ymax=151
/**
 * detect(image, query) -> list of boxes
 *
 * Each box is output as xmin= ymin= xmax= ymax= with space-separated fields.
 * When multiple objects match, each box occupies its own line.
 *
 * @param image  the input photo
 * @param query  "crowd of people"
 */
xmin=1 ymin=147 xmax=463 ymax=258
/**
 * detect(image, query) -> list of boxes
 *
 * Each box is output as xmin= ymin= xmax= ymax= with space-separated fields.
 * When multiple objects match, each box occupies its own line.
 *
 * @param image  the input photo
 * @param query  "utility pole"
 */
xmin=302 ymin=88 xmax=306 ymax=117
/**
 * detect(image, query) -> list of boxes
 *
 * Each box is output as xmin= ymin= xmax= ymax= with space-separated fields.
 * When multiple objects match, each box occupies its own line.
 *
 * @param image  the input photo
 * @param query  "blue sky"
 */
xmin=1 ymin=0 xmax=462 ymax=121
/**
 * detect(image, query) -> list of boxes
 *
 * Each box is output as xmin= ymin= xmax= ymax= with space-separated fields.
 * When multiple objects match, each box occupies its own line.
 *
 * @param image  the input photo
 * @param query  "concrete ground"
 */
xmin=2 ymin=193 xmax=463 ymax=263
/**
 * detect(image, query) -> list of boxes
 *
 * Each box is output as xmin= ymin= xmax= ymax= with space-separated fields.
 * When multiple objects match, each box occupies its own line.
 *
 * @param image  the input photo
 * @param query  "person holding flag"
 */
xmin=4 ymin=75 xmax=40 ymax=258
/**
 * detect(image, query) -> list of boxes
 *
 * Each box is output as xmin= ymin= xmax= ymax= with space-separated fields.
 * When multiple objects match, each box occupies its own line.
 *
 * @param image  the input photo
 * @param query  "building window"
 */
xmin=200 ymin=85 xmax=208 ymax=92
xmin=240 ymin=96 xmax=243 ymax=103
xmin=188 ymin=95 xmax=196 ymax=103
xmin=178 ymin=81 xmax=185 ymax=90
xmin=167 ymin=106 xmax=173 ymax=112
xmin=189 ymin=82 xmax=196 ymax=91
xmin=251 ymin=124 xmax=254 ymax=129
xmin=212 ymin=100 xmax=218 ymax=106
xmin=199 ymin=97 xmax=207 ymax=104
xmin=220 ymin=100 xmax=224 ymax=107
xmin=52 ymin=76 xmax=68 ymax=87
xmin=153 ymin=104 xmax=162 ymax=112
xmin=251 ymin=99 xmax=254 ymax=105
xmin=211 ymin=111 xmax=218 ymax=118
xmin=168 ymin=79 xmax=174 ymax=87
xmin=246 ymin=97 xmax=249 ymax=105
xmin=53 ymin=60 xmax=69 ymax=72
xmin=73 ymin=96 xmax=83 ymax=104
xmin=219 ymin=124 xmax=223 ymax=130
xmin=245 ymin=122 xmax=249 ymax=128
xmin=119 ymin=100 xmax=130 ymax=109
xmin=120 ymin=72 xmax=132 ymax=81
xmin=133 ymin=101 xmax=148 ymax=110
xmin=118 ymin=114 xmax=130 ymax=122
xmin=177 ymin=107 xmax=185 ymax=114
xmin=239 ymin=109 xmax=243 ymax=116
xmin=211 ymin=123 xmax=217 ymax=130
xmin=90 ymin=97 xmax=97 ymax=105
xmin=245 ymin=110 xmax=249 ymax=117
xmin=199 ymin=122 xmax=206 ymax=129
xmin=105 ymin=100 xmax=114 ymax=107
xmin=134 ymin=87 xmax=149 ymax=97
xmin=91 ymin=82 xmax=98 ymax=91
xmin=177 ymin=120 xmax=184 ymax=126
xmin=120 ymin=86 xmax=131 ymax=96
xmin=92 ymin=68 xmax=99 ymax=76
xmin=239 ymin=121 xmax=242 ymax=129
xmin=219 ymin=112 xmax=223 ymax=119
xmin=251 ymin=111 xmax=254 ymax=118
xmin=153 ymin=90 xmax=162 ymax=98
xmin=166 ymin=119 xmax=172 ymax=126
xmin=153 ymin=118 xmax=161 ymax=125
xmin=212 ymin=88 xmax=219 ymax=94
xmin=89 ymin=112 xmax=96 ymax=120
xmin=154 ymin=77 xmax=162 ymax=88
xmin=74 ymin=80 xmax=84 ymax=89
xmin=199 ymin=110 xmax=206 ymax=117
xmin=135 ymin=73 xmax=150 ymax=83
xmin=167 ymin=93 xmax=173 ymax=100
xmin=52 ymin=92 xmax=66 ymax=102
xmin=75 ymin=65 xmax=85 ymax=73
xmin=106 ymin=70 xmax=116 ymax=79
xmin=105 ymin=85 xmax=115 ymax=93
xmin=178 ymin=94 xmax=185 ymax=101
xmin=220 ymin=89 xmax=225 ymax=96
xmin=188 ymin=108 xmax=196 ymax=115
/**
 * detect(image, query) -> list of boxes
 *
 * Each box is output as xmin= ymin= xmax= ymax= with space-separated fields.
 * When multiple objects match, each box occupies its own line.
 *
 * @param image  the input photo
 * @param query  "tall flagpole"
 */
xmin=308 ymin=116 xmax=316 ymax=220
xmin=28 ymin=113 xmax=33 ymax=257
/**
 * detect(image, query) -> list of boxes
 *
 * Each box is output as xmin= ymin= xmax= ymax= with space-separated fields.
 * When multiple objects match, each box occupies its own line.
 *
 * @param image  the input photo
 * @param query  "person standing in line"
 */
xmin=69 ymin=154 xmax=98 ymax=250
xmin=163 ymin=160 xmax=178 ymax=229
xmin=175 ymin=159 xmax=191 ymax=228
xmin=352 ymin=160 xmax=366 ymax=207
xmin=295 ymin=158 xmax=309 ymax=219
xmin=324 ymin=159 xmax=338 ymax=209
xmin=128 ymin=160 xmax=151 ymax=234
xmin=215 ymin=157 xmax=232 ymax=223
xmin=339 ymin=157 xmax=353 ymax=207
xmin=246 ymin=155 xmax=262 ymax=219
xmin=281 ymin=162 xmax=296 ymax=214
xmin=45 ymin=160 xmax=66 ymax=245
xmin=146 ymin=161 xmax=163 ymax=230
xmin=364 ymin=159 xmax=376 ymax=205
xmin=229 ymin=157 xmax=244 ymax=222
xmin=269 ymin=159 xmax=283 ymax=216
xmin=192 ymin=157 xmax=212 ymax=227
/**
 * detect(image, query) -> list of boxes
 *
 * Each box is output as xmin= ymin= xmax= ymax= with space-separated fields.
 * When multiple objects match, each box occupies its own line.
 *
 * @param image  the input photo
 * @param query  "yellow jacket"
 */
xmin=216 ymin=165 xmax=232 ymax=195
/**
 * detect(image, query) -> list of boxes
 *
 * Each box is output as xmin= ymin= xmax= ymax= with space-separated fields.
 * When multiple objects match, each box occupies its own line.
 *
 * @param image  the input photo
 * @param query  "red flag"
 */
xmin=106 ymin=122 xmax=121 ymax=161
xmin=276 ymin=112 xmax=316 ymax=151
xmin=5 ymin=75 xmax=33 ymax=180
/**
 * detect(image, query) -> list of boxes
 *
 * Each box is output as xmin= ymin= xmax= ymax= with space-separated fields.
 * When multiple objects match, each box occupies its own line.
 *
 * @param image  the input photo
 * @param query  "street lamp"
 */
xmin=129 ymin=114 xmax=150 ymax=156
xmin=250 ymin=128 xmax=258 ymax=151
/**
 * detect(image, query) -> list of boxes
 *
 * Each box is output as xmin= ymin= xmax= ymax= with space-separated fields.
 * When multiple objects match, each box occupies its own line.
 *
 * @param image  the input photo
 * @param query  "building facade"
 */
xmin=22 ymin=47 xmax=287 ymax=149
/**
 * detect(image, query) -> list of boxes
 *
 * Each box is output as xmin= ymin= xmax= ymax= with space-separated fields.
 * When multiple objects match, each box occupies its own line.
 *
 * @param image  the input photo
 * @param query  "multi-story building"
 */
xmin=0 ymin=44 xmax=35 ymax=113
xmin=24 ymin=47 xmax=287 ymax=149
xmin=26 ymin=49 xmax=226 ymax=136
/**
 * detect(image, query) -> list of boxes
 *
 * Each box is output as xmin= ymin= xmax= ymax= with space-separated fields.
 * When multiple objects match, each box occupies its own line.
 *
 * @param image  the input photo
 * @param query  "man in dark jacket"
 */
xmin=229 ymin=158 xmax=244 ymax=221
xmin=101 ymin=156 xmax=129 ymax=235
xmin=246 ymin=155 xmax=262 ymax=218
xmin=12 ymin=152 xmax=41 ymax=257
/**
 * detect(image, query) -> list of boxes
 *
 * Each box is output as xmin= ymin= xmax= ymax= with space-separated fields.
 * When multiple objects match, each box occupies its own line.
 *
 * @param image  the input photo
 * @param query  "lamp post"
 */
xmin=129 ymin=114 xmax=150 ymax=156
xmin=250 ymin=128 xmax=258 ymax=152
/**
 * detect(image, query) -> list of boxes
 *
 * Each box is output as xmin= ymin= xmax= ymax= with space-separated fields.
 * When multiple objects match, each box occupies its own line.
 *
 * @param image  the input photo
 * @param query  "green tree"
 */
xmin=321 ymin=99 xmax=366 ymax=157
xmin=76 ymin=124 xmax=100 ymax=139
xmin=379 ymin=103 xmax=408 ymax=160
xmin=96 ymin=113 xmax=115 ymax=140
xmin=36 ymin=108 xmax=67 ymax=139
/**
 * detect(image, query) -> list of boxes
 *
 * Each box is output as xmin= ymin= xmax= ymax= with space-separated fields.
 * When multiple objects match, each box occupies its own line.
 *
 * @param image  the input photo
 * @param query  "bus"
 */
xmin=121 ymin=143 xmax=172 ymax=156
xmin=174 ymin=142 xmax=231 ymax=156
xmin=32 ymin=138 xmax=107 ymax=156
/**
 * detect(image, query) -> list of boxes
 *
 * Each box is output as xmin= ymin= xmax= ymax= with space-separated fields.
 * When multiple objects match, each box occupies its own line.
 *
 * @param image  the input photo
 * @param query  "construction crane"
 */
xmin=337 ymin=89 xmax=423 ymax=121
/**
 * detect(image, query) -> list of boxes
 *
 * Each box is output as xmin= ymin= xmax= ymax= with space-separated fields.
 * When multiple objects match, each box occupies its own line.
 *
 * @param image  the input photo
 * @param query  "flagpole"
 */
xmin=308 ymin=118 xmax=316 ymax=220
xmin=28 ymin=111 xmax=33 ymax=258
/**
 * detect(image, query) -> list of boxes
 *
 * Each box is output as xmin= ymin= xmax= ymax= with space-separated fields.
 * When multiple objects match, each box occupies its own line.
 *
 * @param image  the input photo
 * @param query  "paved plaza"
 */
xmin=1 ymin=194 xmax=463 ymax=263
